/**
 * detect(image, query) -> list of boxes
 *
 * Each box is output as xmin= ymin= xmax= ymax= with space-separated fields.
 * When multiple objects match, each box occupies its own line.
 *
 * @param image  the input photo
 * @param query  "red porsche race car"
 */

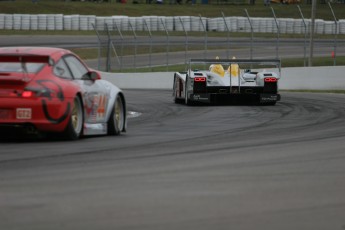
xmin=0 ymin=47 xmax=127 ymax=140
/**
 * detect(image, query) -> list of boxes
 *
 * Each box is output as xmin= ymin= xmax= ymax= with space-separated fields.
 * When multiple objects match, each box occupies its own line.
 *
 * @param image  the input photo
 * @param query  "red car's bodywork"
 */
xmin=0 ymin=47 xmax=126 ymax=139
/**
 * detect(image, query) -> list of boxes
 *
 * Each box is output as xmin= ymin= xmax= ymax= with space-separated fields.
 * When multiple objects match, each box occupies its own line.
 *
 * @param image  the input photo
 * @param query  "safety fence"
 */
xmin=1 ymin=5 xmax=341 ymax=71
xmin=92 ymin=6 xmax=341 ymax=72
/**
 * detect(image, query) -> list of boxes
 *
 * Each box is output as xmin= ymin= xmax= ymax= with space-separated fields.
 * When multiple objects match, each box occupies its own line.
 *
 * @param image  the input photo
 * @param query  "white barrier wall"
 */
xmin=279 ymin=66 xmax=345 ymax=90
xmin=101 ymin=66 xmax=345 ymax=90
xmin=0 ymin=14 xmax=344 ymax=34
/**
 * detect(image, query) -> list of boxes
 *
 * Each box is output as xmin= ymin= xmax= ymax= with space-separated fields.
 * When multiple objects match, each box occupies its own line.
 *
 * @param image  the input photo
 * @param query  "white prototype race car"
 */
xmin=173 ymin=58 xmax=281 ymax=105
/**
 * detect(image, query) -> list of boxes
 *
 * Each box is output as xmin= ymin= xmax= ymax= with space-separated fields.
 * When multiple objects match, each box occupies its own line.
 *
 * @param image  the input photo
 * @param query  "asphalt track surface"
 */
xmin=1 ymin=90 xmax=345 ymax=230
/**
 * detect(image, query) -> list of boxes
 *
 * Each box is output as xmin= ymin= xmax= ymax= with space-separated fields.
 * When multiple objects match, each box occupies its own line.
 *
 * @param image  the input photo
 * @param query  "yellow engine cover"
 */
xmin=210 ymin=64 xmax=225 ymax=77
xmin=228 ymin=63 xmax=239 ymax=77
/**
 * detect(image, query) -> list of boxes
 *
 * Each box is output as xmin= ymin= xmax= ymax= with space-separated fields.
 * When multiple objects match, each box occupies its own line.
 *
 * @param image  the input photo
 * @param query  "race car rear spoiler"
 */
xmin=0 ymin=55 xmax=54 ymax=65
xmin=189 ymin=58 xmax=281 ymax=67
xmin=188 ymin=58 xmax=281 ymax=76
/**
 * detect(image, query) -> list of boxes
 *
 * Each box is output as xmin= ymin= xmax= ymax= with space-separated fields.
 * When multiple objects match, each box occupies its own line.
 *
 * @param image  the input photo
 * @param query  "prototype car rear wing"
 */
xmin=188 ymin=58 xmax=281 ymax=73
xmin=188 ymin=58 xmax=281 ymax=91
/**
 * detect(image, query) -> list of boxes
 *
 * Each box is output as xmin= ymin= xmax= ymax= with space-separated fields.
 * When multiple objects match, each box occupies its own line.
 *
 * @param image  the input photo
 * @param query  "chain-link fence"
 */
xmin=93 ymin=6 xmax=341 ymax=72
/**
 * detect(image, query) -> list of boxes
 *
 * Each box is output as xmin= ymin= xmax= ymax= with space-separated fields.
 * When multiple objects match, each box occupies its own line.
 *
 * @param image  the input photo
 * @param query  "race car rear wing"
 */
xmin=0 ymin=54 xmax=54 ymax=65
xmin=188 ymin=58 xmax=281 ymax=90
xmin=189 ymin=58 xmax=281 ymax=71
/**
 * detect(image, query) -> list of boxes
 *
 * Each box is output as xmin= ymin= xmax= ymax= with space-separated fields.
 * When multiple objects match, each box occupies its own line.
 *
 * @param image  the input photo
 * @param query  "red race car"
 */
xmin=0 ymin=47 xmax=127 ymax=140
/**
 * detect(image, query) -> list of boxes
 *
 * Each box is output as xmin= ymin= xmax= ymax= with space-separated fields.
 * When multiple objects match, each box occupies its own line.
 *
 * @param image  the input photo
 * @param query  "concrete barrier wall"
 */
xmin=101 ymin=66 xmax=345 ymax=90
xmin=0 ymin=14 xmax=344 ymax=35
xmin=279 ymin=66 xmax=345 ymax=90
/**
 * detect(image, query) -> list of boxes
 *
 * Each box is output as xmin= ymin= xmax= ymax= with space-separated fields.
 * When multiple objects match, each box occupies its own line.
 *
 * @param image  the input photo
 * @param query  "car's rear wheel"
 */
xmin=108 ymin=95 xmax=125 ymax=135
xmin=184 ymin=76 xmax=194 ymax=106
xmin=62 ymin=96 xmax=83 ymax=140
xmin=174 ymin=76 xmax=185 ymax=104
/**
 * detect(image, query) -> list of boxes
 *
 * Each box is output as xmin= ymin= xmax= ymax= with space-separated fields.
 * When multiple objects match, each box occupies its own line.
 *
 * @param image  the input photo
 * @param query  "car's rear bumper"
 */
xmin=188 ymin=93 xmax=280 ymax=105
xmin=0 ymin=97 xmax=71 ymax=132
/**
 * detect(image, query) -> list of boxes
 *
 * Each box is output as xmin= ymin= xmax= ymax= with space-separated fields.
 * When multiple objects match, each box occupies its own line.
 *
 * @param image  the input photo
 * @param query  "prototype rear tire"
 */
xmin=173 ymin=75 xmax=184 ymax=104
xmin=108 ymin=95 xmax=125 ymax=135
xmin=174 ymin=87 xmax=184 ymax=104
xmin=184 ymin=75 xmax=193 ymax=106
xmin=62 ymin=96 xmax=83 ymax=140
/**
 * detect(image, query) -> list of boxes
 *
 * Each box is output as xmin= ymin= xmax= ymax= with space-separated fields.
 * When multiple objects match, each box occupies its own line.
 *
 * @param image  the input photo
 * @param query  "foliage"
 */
xmin=0 ymin=0 xmax=344 ymax=20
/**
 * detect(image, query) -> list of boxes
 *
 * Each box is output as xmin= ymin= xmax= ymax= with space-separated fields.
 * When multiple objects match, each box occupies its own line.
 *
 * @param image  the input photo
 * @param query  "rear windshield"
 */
xmin=0 ymin=62 xmax=45 ymax=74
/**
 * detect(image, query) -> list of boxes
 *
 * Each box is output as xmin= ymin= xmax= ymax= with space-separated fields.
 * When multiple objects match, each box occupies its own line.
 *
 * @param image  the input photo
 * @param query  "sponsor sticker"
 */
xmin=16 ymin=108 xmax=32 ymax=119
xmin=260 ymin=94 xmax=278 ymax=102
xmin=193 ymin=94 xmax=209 ymax=101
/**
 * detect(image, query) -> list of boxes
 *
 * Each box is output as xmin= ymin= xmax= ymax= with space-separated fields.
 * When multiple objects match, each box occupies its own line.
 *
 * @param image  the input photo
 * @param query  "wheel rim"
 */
xmin=71 ymin=98 xmax=83 ymax=135
xmin=114 ymin=96 xmax=124 ymax=131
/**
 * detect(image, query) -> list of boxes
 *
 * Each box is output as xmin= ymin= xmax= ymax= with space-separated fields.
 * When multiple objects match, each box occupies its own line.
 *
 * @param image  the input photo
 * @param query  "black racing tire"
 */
xmin=62 ymin=96 xmax=83 ymax=140
xmin=184 ymin=75 xmax=194 ymax=106
xmin=173 ymin=75 xmax=184 ymax=104
xmin=174 ymin=82 xmax=184 ymax=104
xmin=173 ymin=76 xmax=179 ymax=104
xmin=107 ymin=95 xmax=125 ymax=135
xmin=175 ymin=98 xmax=185 ymax=104
xmin=185 ymin=97 xmax=193 ymax=106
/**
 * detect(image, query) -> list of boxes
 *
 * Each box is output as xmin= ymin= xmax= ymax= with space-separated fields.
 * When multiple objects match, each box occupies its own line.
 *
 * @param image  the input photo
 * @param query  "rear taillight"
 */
xmin=193 ymin=77 xmax=207 ymax=94
xmin=0 ymin=88 xmax=51 ymax=98
xmin=194 ymin=77 xmax=206 ymax=82
xmin=264 ymin=77 xmax=277 ymax=83
xmin=22 ymin=87 xmax=53 ymax=98
xmin=21 ymin=91 xmax=34 ymax=98
xmin=0 ymin=90 xmax=35 ymax=98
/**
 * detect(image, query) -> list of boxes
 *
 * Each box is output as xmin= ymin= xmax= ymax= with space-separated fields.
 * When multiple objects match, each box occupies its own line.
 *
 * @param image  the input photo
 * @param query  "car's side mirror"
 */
xmin=82 ymin=71 xmax=101 ymax=81
xmin=89 ymin=71 xmax=101 ymax=80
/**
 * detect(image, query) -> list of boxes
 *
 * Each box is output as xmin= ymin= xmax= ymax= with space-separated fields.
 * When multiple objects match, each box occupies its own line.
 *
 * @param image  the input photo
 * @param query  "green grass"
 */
xmin=0 ymin=0 xmax=344 ymax=20
xmin=281 ymin=56 xmax=345 ymax=67
xmin=69 ymin=48 xmax=99 ymax=59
